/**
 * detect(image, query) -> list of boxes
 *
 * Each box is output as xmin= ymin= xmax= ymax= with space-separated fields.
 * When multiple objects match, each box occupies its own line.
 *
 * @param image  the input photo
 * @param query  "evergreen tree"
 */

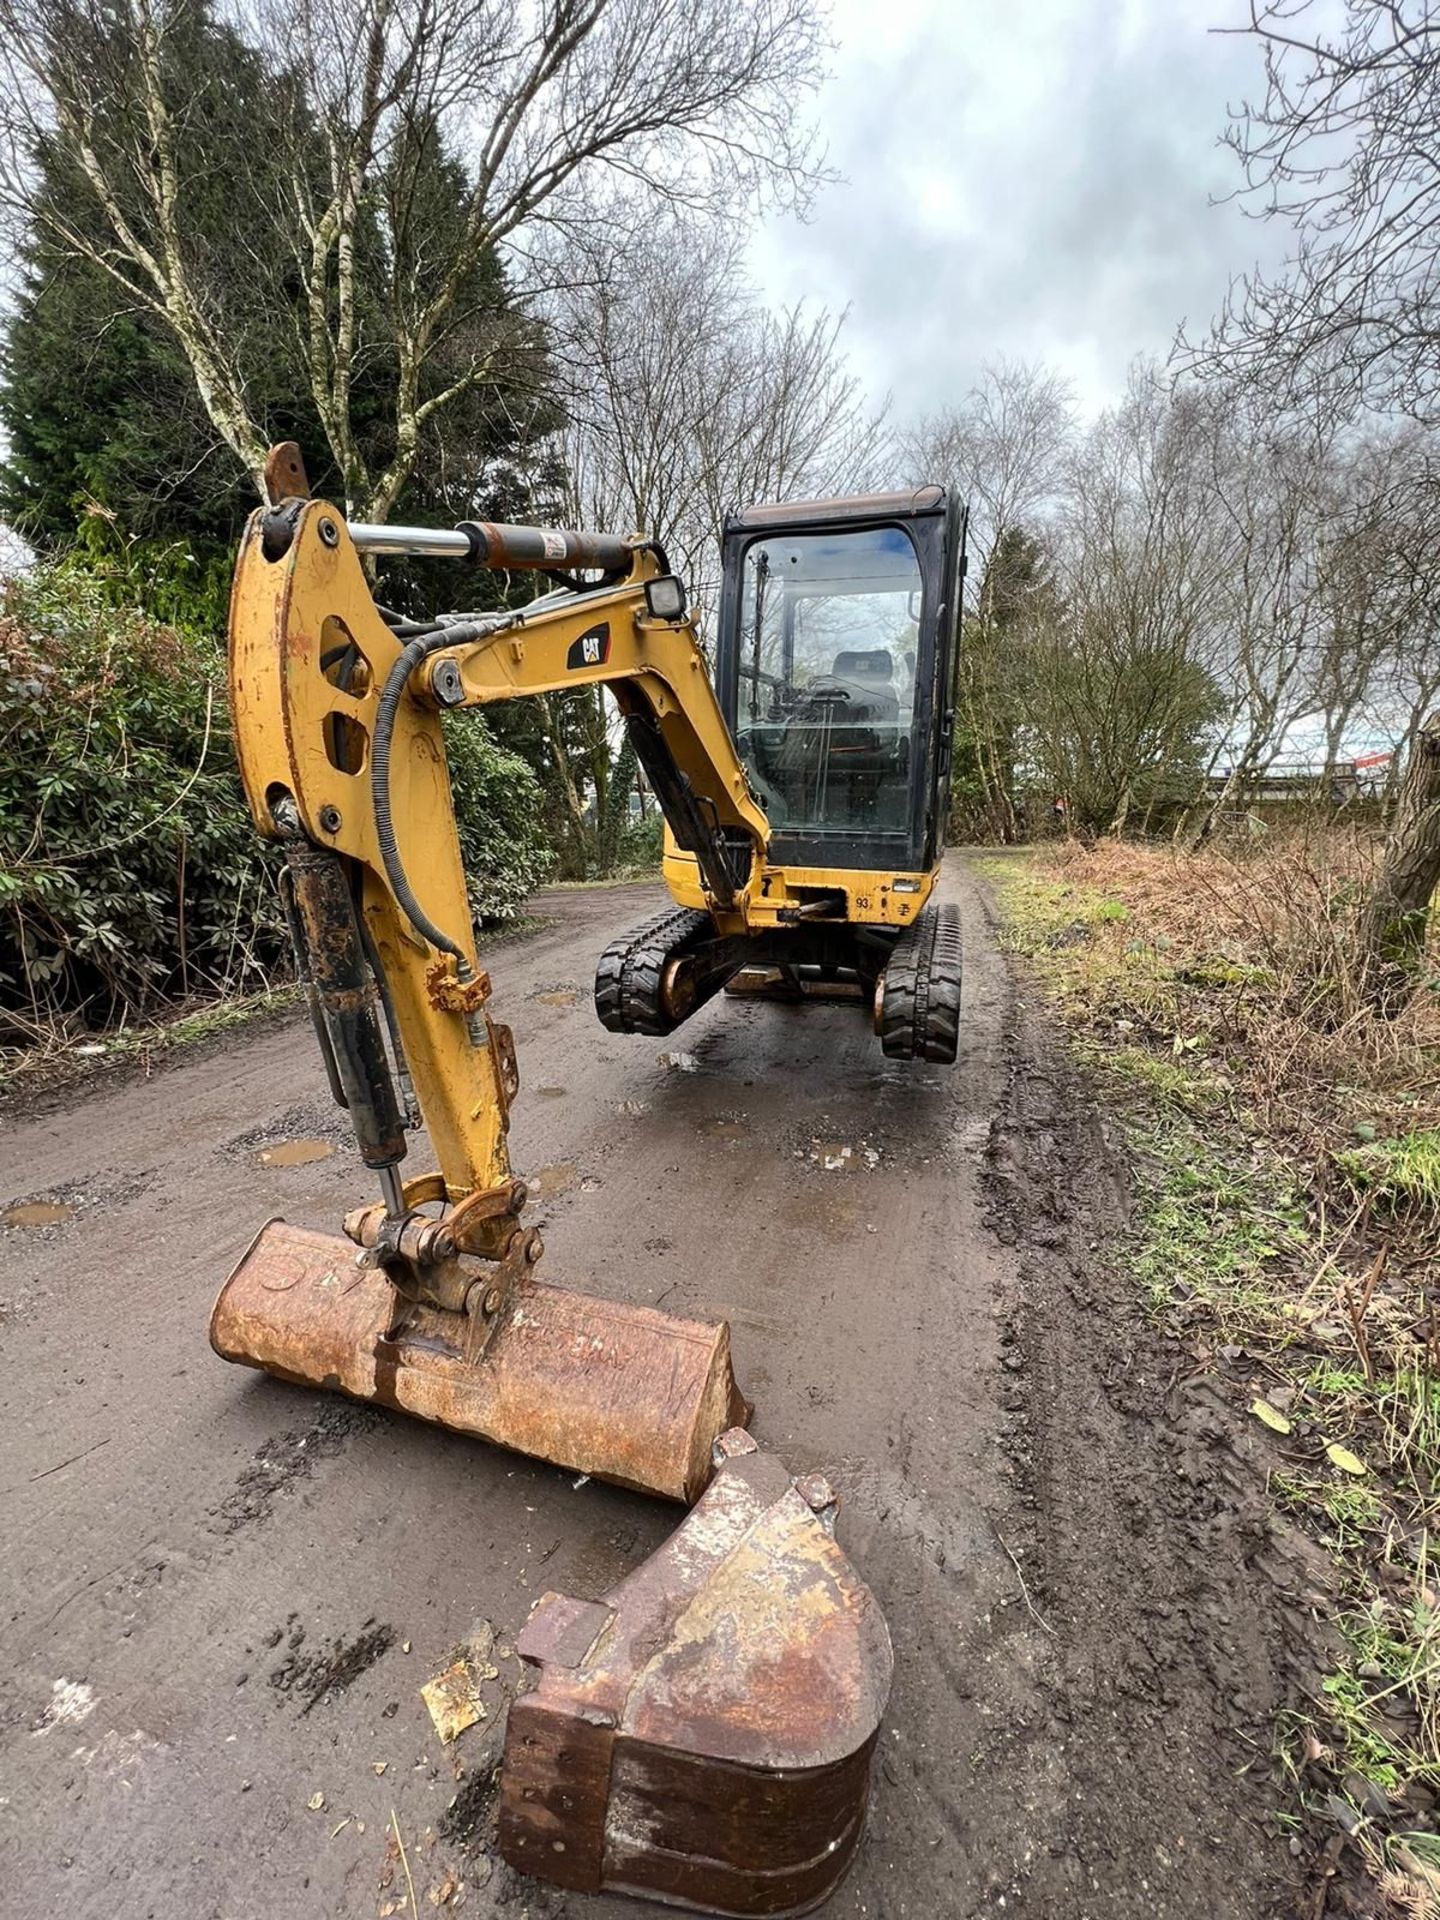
xmin=0 ymin=6 xmax=562 ymax=627
xmin=950 ymin=526 xmax=1058 ymax=840
xmin=0 ymin=9 xmax=319 ymax=615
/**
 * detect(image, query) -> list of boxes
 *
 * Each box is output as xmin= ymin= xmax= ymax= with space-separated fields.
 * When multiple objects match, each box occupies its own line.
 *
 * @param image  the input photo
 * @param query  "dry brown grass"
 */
xmin=1048 ymin=827 xmax=1440 ymax=1159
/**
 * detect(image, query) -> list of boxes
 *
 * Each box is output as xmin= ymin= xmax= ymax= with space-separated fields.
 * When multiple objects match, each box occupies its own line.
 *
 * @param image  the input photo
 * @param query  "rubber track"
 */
xmin=878 ymin=901 xmax=963 ymax=1063
xmin=594 ymin=905 xmax=712 ymax=1036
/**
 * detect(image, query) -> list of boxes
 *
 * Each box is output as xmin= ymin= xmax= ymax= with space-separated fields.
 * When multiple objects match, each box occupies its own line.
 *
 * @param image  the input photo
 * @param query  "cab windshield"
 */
xmin=735 ymin=525 xmax=922 ymax=836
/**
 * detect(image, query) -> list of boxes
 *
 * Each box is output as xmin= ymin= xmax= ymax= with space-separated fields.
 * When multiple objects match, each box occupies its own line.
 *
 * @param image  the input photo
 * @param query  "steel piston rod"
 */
xmin=348 ymin=522 xmax=472 ymax=558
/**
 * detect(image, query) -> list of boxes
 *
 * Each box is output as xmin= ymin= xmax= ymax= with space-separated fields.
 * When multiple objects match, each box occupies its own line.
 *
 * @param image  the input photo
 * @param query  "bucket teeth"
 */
xmin=210 ymin=1219 xmax=749 ymax=1502
xmin=499 ymin=1429 xmax=893 ymax=1916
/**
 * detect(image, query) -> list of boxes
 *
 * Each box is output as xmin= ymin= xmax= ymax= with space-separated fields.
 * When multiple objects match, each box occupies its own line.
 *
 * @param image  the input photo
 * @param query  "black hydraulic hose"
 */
xmin=389 ymin=617 xmax=449 ymax=638
xmin=375 ymin=600 xmax=450 ymax=638
xmin=370 ymin=616 xmax=512 ymax=963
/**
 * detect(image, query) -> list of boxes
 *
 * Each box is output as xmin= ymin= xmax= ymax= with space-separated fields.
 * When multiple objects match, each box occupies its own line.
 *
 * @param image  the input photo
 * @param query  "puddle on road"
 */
xmin=2 ymin=1201 xmax=75 ymax=1229
xmin=257 ymin=1138 xmax=336 ymax=1169
xmin=534 ymin=987 xmax=579 ymax=1009
xmin=1 ymin=1171 xmax=153 ymax=1231
xmin=528 ymin=1162 xmax=578 ymax=1199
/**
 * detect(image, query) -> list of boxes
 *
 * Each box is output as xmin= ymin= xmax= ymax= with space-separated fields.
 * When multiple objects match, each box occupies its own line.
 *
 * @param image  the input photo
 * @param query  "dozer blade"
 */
xmin=211 ymin=1221 xmax=749 ymax=1503
xmin=499 ymin=1428 xmax=892 ymax=1916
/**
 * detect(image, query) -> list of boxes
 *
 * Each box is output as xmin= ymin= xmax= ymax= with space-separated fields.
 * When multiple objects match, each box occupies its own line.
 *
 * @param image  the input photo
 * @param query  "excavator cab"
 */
xmin=718 ymin=488 xmax=963 ymax=871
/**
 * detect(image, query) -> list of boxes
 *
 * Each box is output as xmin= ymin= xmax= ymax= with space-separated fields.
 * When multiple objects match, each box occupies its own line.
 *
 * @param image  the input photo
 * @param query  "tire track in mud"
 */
xmin=969 ymin=868 xmax=1329 ymax=1919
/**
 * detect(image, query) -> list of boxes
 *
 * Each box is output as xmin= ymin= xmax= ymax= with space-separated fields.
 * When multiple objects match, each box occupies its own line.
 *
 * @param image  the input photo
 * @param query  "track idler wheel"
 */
xmin=594 ymin=906 xmax=713 ymax=1035
xmin=595 ymin=906 xmax=754 ymax=1037
xmin=499 ymin=1428 xmax=893 ymax=1914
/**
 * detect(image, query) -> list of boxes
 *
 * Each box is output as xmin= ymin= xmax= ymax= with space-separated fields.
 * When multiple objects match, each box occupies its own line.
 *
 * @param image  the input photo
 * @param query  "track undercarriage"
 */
xmin=595 ymin=900 xmax=963 ymax=1063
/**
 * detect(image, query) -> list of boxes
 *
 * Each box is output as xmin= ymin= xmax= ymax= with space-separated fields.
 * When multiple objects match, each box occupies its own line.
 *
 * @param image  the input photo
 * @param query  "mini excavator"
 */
xmin=595 ymin=491 xmax=966 ymax=1058
xmin=213 ymin=444 xmax=964 ymax=1913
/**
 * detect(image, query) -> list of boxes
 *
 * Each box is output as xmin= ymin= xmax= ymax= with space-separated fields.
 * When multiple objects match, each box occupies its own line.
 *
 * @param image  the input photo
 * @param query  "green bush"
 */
xmin=0 ymin=564 xmax=285 ymax=1035
xmin=615 ymin=811 xmax=663 ymax=874
xmin=445 ymin=713 xmax=556 ymax=923
xmin=0 ymin=564 xmax=557 ymax=1044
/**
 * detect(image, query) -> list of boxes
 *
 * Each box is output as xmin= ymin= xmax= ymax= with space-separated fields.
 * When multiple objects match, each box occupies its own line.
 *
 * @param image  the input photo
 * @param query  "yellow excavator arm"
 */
xmin=229 ymin=471 xmax=767 ymax=1219
xmin=215 ymin=448 xmax=779 ymax=1505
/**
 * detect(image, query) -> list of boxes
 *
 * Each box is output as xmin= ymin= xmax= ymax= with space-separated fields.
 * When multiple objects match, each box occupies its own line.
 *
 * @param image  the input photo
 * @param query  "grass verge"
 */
xmin=981 ymin=839 xmax=1440 ymax=1908
xmin=2 ymin=910 xmax=558 ymax=1111
xmin=0 ymin=985 xmax=304 ymax=1107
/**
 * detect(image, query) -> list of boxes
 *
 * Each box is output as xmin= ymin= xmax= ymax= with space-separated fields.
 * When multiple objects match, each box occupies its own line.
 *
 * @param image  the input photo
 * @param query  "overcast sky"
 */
xmin=748 ymin=0 xmax=1295 ymax=424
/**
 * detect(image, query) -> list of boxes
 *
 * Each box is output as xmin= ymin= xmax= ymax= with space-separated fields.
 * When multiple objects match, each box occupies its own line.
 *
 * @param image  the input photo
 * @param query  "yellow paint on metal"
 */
xmin=662 ymin=836 xmax=937 ymax=927
xmin=229 ymin=501 xmax=779 ymax=1209
xmin=229 ymin=501 xmax=514 ymax=1199
xmin=434 ymin=579 xmax=771 ymax=867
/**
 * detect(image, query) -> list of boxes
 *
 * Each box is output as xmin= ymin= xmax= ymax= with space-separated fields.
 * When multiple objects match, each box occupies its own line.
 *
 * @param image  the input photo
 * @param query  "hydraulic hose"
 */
xmin=370 ymin=617 xmax=512 ymax=964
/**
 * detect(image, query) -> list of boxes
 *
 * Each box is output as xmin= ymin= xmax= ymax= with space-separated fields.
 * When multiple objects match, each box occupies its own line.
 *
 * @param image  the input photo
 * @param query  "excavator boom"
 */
xmin=217 ymin=457 xmax=774 ymax=1500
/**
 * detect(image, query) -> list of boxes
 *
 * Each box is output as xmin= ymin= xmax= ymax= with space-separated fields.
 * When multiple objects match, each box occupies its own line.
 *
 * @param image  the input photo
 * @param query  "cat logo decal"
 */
xmin=566 ymin=623 xmax=611 ymax=669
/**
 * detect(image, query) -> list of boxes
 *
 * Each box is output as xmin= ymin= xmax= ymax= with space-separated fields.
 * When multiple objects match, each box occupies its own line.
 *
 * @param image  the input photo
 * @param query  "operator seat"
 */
xmin=818 ymin=647 xmax=905 ymax=813
xmin=828 ymin=649 xmax=900 ymax=726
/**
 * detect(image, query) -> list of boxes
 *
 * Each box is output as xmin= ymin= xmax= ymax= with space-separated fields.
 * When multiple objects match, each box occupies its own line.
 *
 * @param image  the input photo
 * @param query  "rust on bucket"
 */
xmin=498 ymin=1428 xmax=893 ymax=1914
xmin=210 ymin=1219 xmax=749 ymax=1503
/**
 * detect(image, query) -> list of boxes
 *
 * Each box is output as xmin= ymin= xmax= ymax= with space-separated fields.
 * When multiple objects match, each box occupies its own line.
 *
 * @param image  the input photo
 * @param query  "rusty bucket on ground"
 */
xmin=210 ymin=1220 xmax=749 ymax=1503
xmin=499 ymin=1429 xmax=893 ymax=1915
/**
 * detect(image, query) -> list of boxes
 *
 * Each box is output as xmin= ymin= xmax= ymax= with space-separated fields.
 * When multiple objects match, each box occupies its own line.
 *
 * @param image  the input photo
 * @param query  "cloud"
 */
xmin=747 ymin=0 xmax=1294 ymax=422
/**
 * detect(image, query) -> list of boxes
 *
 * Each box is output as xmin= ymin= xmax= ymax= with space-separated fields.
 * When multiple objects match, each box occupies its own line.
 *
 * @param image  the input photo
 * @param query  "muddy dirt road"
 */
xmin=1 ymin=867 xmax=1313 ymax=1918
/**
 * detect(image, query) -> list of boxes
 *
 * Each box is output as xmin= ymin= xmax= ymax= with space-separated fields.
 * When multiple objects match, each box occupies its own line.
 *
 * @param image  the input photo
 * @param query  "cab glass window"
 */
xmin=735 ymin=525 xmax=922 ymax=836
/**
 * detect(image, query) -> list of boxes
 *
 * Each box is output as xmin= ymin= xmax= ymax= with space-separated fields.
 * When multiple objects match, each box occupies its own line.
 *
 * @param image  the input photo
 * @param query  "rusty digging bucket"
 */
xmin=210 ymin=1220 xmax=749 ymax=1503
xmin=500 ymin=1428 xmax=893 ymax=1915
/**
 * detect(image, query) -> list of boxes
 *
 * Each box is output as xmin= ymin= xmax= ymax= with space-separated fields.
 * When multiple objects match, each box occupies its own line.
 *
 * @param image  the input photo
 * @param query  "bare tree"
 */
xmin=1198 ymin=1 xmax=1440 ymax=426
xmin=1183 ymin=4 xmax=1440 ymax=790
xmin=1358 ymin=440 xmax=1440 ymax=793
xmin=536 ymin=207 xmax=888 ymax=869
xmin=1170 ymin=396 xmax=1334 ymax=842
xmin=900 ymin=360 xmax=1075 ymax=837
xmin=551 ymin=211 xmax=889 ymax=622
xmin=0 ymin=0 xmax=827 ymax=520
xmin=1358 ymin=711 xmax=1440 ymax=1008
xmin=1308 ymin=428 xmax=1435 ymax=779
xmin=1038 ymin=372 xmax=1230 ymax=835
xmin=900 ymin=357 xmax=1074 ymax=611
xmin=901 ymin=348 xmax=1440 ymax=850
